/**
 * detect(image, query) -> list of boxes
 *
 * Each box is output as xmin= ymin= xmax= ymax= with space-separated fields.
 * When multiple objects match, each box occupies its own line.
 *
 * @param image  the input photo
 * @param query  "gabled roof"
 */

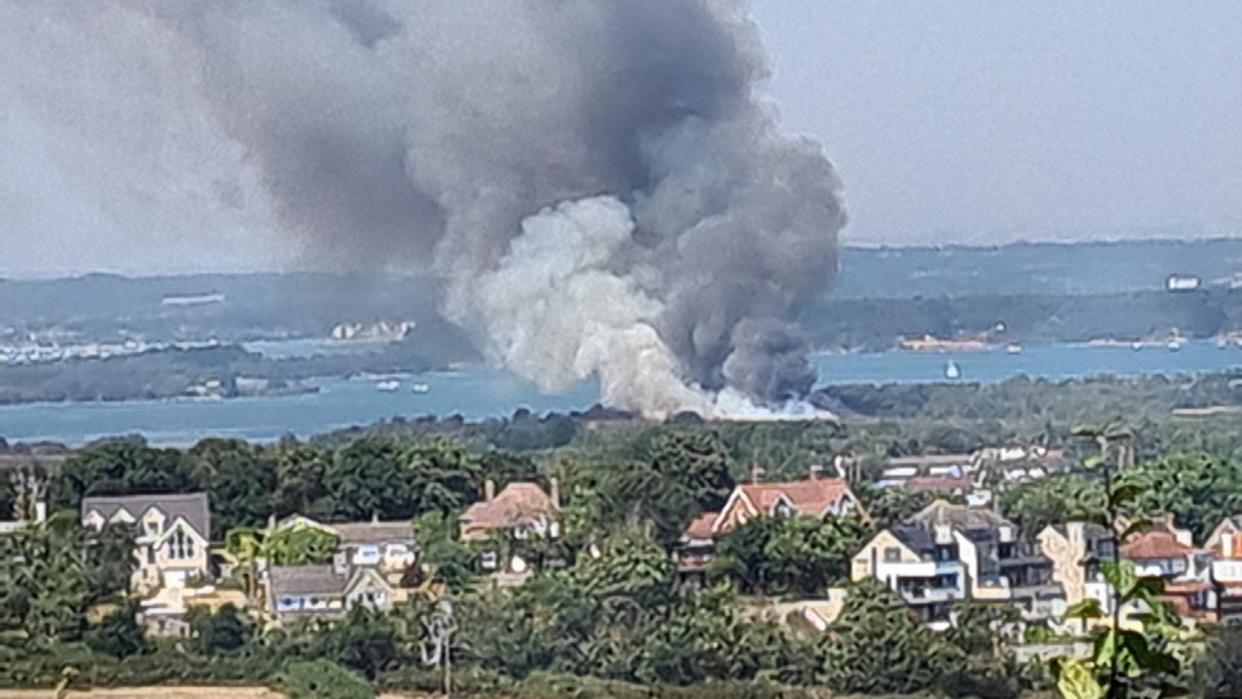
xmin=459 ymin=482 xmax=555 ymax=531
xmin=81 ymin=492 xmax=210 ymax=540
xmin=332 ymin=521 xmax=415 ymax=547
xmin=908 ymin=500 xmax=1013 ymax=532
xmin=269 ymin=565 xmax=347 ymax=597
xmin=684 ymin=512 xmax=717 ymax=541
xmin=735 ymin=478 xmax=852 ymax=519
xmin=1122 ymin=529 xmax=1200 ymax=561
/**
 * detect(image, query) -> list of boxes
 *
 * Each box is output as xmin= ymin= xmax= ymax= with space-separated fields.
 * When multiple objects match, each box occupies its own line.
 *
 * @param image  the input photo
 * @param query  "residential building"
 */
xmin=676 ymin=476 xmax=862 ymax=577
xmin=1120 ymin=518 xmax=1215 ymax=623
xmin=855 ymin=501 xmax=1062 ymax=627
xmin=81 ymin=492 xmax=211 ymax=596
xmin=459 ymin=480 xmax=560 ymax=574
xmin=851 ymin=524 xmax=964 ymax=628
xmin=266 ymin=563 xmax=394 ymax=622
xmin=1206 ymin=515 xmax=1242 ymax=619
xmin=0 ymin=500 xmax=46 ymax=535
xmin=272 ymin=514 xmax=417 ymax=579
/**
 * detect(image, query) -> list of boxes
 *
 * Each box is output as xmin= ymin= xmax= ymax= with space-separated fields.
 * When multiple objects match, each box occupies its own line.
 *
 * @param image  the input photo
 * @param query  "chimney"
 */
xmin=549 ymin=477 xmax=560 ymax=510
xmin=484 ymin=479 xmax=496 ymax=502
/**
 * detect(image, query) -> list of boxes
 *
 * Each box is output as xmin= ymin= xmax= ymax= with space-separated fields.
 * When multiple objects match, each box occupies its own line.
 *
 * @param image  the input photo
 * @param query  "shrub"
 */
xmin=278 ymin=659 xmax=375 ymax=699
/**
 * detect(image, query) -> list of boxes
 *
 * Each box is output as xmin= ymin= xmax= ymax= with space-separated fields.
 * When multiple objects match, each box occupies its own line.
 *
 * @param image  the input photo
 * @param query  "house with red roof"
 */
xmin=458 ymin=480 xmax=560 ymax=577
xmin=1205 ymin=515 xmax=1242 ymax=620
xmin=675 ymin=474 xmax=862 ymax=577
xmin=1120 ymin=517 xmax=1215 ymax=622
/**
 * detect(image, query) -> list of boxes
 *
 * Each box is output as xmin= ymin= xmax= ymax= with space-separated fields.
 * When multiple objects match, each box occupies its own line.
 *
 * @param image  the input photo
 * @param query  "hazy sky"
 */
xmin=3 ymin=1 xmax=1241 ymax=276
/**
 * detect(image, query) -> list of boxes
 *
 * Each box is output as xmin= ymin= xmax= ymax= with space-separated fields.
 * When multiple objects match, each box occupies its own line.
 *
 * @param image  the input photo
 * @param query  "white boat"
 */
xmin=1006 ymin=343 xmax=1023 ymax=355
xmin=1131 ymin=341 xmax=1143 ymax=351
xmin=376 ymin=380 xmax=401 ymax=392
xmin=1167 ymin=340 xmax=1183 ymax=352
xmin=944 ymin=361 xmax=961 ymax=380
xmin=411 ymin=382 xmax=431 ymax=394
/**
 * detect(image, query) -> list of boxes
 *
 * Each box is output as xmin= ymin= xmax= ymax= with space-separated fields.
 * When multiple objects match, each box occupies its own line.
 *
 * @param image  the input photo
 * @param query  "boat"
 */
xmin=375 ymin=379 xmax=401 ymax=392
xmin=1167 ymin=340 xmax=1183 ymax=352
xmin=411 ymin=382 xmax=431 ymax=394
xmin=1131 ymin=341 xmax=1143 ymax=351
xmin=1006 ymin=343 xmax=1023 ymax=355
xmin=944 ymin=361 xmax=961 ymax=380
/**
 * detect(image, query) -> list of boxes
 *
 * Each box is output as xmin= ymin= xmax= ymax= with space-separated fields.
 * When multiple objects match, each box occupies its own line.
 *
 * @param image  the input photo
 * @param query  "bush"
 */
xmin=278 ymin=659 xmax=375 ymax=699
xmin=83 ymin=602 xmax=148 ymax=659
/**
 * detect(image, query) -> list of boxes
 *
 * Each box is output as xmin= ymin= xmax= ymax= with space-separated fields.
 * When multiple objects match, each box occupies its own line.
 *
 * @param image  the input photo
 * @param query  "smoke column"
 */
xmin=6 ymin=0 xmax=847 ymax=417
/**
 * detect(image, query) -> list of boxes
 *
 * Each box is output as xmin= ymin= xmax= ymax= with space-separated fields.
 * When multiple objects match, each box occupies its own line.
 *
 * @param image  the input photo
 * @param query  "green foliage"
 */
xmin=185 ymin=438 xmax=277 ymax=537
xmin=50 ymin=437 xmax=195 ymax=512
xmin=301 ymin=606 xmax=402 ymax=680
xmin=0 ymin=513 xmax=92 ymax=647
xmin=262 ymin=524 xmax=340 ymax=566
xmin=413 ymin=511 xmax=479 ymax=591
xmin=83 ymin=601 xmax=148 ymax=659
xmin=573 ymin=524 xmax=673 ymax=609
xmin=1000 ymin=473 xmax=1107 ymax=533
xmin=188 ymin=604 xmax=254 ymax=655
xmin=279 ymin=659 xmax=376 ymax=699
xmin=1192 ymin=622 xmax=1242 ymax=698
xmin=855 ymin=483 xmax=935 ymax=530
xmin=1053 ymin=426 xmax=1187 ymax=699
xmin=711 ymin=515 xmax=869 ymax=596
xmin=1119 ymin=452 xmax=1242 ymax=541
xmin=820 ymin=579 xmax=960 ymax=695
xmin=84 ymin=522 xmax=137 ymax=602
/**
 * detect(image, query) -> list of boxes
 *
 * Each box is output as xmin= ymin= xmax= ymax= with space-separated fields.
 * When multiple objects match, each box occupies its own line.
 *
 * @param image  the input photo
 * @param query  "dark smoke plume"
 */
xmin=11 ymin=0 xmax=847 ymax=417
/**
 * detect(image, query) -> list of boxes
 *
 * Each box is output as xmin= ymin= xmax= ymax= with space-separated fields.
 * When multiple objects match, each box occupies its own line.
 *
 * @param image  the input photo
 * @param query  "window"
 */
xmin=883 ymin=547 xmax=901 ymax=562
xmin=168 ymin=528 xmax=195 ymax=560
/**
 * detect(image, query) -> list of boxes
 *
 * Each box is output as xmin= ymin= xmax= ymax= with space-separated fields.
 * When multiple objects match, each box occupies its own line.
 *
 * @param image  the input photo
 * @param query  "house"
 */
xmin=1206 ymin=516 xmax=1242 ymax=619
xmin=0 ymin=500 xmax=46 ymax=535
xmin=265 ymin=563 xmax=395 ymax=623
xmin=854 ymin=501 xmax=1062 ymax=627
xmin=459 ymin=480 xmax=560 ymax=576
xmin=459 ymin=480 xmax=560 ymax=542
xmin=81 ymin=492 xmax=211 ymax=595
xmin=676 ymin=475 xmax=862 ymax=577
xmin=1040 ymin=517 xmax=1215 ymax=629
xmin=272 ymin=515 xmax=417 ymax=578
xmin=852 ymin=524 xmax=964 ymax=628
xmin=1120 ymin=518 xmax=1215 ymax=623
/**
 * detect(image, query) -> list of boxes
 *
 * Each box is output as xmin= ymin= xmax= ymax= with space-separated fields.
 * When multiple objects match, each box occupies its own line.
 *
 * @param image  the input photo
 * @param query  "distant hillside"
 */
xmin=834 ymin=237 xmax=1242 ymax=298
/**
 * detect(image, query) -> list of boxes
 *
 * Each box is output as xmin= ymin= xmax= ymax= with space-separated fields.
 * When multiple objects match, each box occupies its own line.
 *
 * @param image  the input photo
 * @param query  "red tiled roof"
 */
xmin=737 ymin=479 xmax=851 ymax=517
xmin=1121 ymin=529 xmax=1197 ymax=560
xmin=684 ymin=512 xmax=717 ymax=540
xmin=459 ymin=482 xmax=555 ymax=531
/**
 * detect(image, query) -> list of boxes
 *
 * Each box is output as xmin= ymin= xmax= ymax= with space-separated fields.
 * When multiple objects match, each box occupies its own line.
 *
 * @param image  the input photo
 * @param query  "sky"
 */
xmin=2 ymin=1 xmax=1241 ymax=276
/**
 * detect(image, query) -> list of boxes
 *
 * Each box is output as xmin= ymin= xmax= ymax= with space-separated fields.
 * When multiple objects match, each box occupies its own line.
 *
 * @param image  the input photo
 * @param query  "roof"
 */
xmin=905 ymin=475 xmax=973 ymax=493
xmin=81 ymin=492 xmax=210 ymax=540
xmin=908 ymin=500 xmax=1013 ymax=532
xmin=684 ymin=512 xmax=717 ymax=541
xmin=736 ymin=478 xmax=852 ymax=518
xmin=459 ymin=482 xmax=555 ymax=531
xmin=891 ymin=524 xmax=935 ymax=554
xmin=269 ymin=565 xmax=347 ymax=597
xmin=885 ymin=454 xmax=974 ymax=468
xmin=333 ymin=521 xmax=415 ymax=546
xmin=1122 ymin=529 xmax=1198 ymax=560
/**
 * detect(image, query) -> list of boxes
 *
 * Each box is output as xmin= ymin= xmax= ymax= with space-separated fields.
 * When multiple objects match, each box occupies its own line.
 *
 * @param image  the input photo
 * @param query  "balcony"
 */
xmin=1212 ymin=559 xmax=1242 ymax=583
xmin=900 ymin=585 xmax=963 ymax=604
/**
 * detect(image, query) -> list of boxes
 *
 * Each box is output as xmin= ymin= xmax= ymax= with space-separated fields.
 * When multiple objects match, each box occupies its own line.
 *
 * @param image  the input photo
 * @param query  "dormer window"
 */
xmin=168 ymin=528 xmax=195 ymax=560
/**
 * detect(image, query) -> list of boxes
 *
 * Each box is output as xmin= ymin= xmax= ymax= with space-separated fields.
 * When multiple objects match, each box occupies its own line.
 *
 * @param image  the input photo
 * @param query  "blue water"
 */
xmin=1 ymin=342 xmax=1239 ymax=446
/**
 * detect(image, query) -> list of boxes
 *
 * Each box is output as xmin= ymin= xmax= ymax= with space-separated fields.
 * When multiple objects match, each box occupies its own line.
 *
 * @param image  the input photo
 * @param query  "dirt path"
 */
xmin=0 ymin=689 xmax=285 ymax=699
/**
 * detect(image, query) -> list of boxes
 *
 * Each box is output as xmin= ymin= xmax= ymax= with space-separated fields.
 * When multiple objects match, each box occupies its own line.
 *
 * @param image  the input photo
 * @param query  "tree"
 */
xmin=0 ymin=512 xmax=93 ymax=647
xmin=263 ymin=525 xmax=340 ymax=566
xmin=326 ymin=437 xmax=412 ymax=520
xmin=856 ymin=483 xmax=934 ymax=529
xmin=1193 ymin=622 xmax=1242 ymax=698
xmin=185 ymin=438 xmax=277 ymax=537
xmin=820 ymin=579 xmax=959 ymax=695
xmin=1120 ymin=452 xmax=1242 ymax=541
xmin=271 ymin=439 xmax=335 ymax=519
xmin=711 ymin=515 xmax=869 ymax=596
xmin=189 ymin=604 xmax=253 ymax=654
xmin=1000 ymin=473 xmax=1107 ymax=533
xmin=84 ymin=522 xmax=137 ymax=602
xmin=304 ymin=606 xmax=402 ymax=680
xmin=50 ymin=437 xmax=195 ymax=512
xmin=413 ymin=512 xmax=478 ymax=592
xmin=84 ymin=600 xmax=149 ymax=658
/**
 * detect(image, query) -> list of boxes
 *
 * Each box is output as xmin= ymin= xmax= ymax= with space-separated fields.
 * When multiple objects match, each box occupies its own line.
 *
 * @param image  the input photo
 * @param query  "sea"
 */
xmin=1 ymin=340 xmax=1239 ymax=447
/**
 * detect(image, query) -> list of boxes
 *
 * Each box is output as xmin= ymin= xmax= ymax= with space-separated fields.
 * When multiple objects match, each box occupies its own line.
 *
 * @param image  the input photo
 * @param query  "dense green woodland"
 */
xmin=5 ymin=401 xmax=1242 ymax=696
